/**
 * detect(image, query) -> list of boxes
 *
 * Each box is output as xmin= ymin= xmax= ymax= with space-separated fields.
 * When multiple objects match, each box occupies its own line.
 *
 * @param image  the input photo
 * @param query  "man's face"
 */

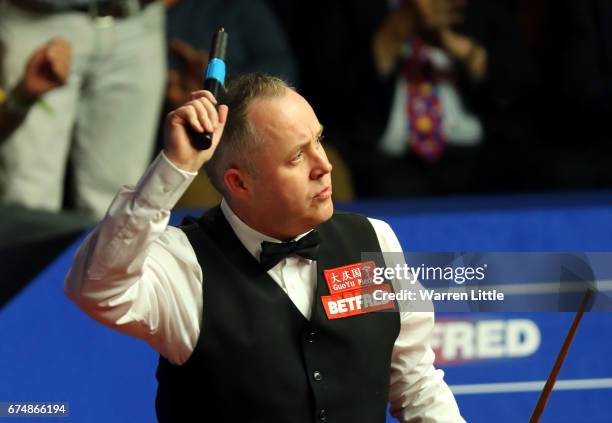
xmin=246 ymin=89 xmax=333 ymax=239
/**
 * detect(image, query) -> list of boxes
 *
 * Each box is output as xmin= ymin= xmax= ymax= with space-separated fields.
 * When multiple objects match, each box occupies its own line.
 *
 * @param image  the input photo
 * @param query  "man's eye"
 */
xmin=316 ymin=135 xmax=325 ymax=145
xmin=292 ymin=151 xmax=303 ymax=162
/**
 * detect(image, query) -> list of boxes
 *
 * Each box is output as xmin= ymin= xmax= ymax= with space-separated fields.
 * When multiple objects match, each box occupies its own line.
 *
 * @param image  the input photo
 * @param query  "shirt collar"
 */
xmin=220 ymin=198 xmax=313 ymax=263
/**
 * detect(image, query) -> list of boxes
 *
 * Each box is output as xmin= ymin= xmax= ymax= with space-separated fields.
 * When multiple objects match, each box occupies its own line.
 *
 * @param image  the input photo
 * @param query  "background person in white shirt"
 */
xmin=65 ymin=73 xmax=464 ymax=422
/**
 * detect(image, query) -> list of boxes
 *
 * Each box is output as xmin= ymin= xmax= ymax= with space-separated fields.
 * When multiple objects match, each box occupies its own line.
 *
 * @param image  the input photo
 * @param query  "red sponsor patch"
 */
xmin=323 ymin=261 xmax=377 ymax=294
xmin=321 ymin=284 xmax=396 ymax=320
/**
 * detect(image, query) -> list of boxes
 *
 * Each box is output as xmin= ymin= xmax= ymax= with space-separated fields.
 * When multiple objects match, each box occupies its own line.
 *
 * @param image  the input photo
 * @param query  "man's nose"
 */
xmin=311 ymin=148 xmax=333 ymax=179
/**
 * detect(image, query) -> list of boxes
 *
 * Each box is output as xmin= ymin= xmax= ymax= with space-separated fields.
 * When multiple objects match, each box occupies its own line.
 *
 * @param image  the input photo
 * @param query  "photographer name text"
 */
xmin=373 ymin=288 xmax=504 ymax=302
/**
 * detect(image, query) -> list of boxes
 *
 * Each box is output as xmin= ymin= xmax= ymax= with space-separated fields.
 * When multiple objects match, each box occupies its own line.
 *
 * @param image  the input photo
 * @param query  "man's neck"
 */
xmin=222 ymin=198 xmax=306 ymax=241
xmin=223 ymin=198 xmax=314 ymax=241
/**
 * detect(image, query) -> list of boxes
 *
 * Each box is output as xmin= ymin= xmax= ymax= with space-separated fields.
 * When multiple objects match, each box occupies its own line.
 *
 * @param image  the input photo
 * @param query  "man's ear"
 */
xmin=224 ymin=167 xmax=252 ymax=201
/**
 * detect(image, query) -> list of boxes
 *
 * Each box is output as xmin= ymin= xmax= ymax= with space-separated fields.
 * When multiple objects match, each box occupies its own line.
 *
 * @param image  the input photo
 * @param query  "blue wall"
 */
xmin=2 ymin=192 xmax=612 ymax=422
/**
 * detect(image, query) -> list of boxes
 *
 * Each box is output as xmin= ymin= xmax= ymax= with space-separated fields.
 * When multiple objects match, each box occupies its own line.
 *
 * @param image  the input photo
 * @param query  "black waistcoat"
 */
xmin=156 ymin=207 xmax=400 ymax=423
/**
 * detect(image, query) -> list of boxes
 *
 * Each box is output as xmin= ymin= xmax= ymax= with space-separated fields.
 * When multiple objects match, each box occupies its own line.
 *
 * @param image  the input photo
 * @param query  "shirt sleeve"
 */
xmin=368 ymin=218 xmax=465 ymax=423
xmin=64 ymin=152 xmax=204 ymax=365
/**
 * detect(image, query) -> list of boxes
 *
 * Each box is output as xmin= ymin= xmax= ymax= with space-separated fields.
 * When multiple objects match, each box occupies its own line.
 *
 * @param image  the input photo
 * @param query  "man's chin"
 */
xmin=301 ymin=199 xmax=334 ymax=230
xmin=317 ymin=199 xmax=334 ymax=223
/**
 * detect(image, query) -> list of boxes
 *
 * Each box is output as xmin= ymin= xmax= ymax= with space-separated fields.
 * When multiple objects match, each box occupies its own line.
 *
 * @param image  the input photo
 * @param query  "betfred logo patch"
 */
xmin=323 ymin=261 xmax=377 ymax=294
xmin=321 ymin=284 xmax=396 ymax=320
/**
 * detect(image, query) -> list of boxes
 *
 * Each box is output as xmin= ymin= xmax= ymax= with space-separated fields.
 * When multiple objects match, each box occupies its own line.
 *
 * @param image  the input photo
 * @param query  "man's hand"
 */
xmin=373 ymin=9 xmax=416 ymax=76
xmin=16 ymin=38 xmax=71 ymax=102
xmin=163 ymin=90 xmax=229 ymax=172
xmin=407 ymin=0 xmax=486 ymax=78
xmin=411 ymin=0 xmax=464 ymax=34
xmin=167 ymin=39 xmax=209 ymax=109
xmin=372 ymin=0 xmax=464 ymax=75
xmin=438 ymin=29 xmax=488 ymax=80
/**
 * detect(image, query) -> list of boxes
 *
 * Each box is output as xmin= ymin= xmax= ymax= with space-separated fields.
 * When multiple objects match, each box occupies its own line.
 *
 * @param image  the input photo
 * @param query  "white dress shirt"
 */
xmin=65 ymin=151 xmax=465 ymax=423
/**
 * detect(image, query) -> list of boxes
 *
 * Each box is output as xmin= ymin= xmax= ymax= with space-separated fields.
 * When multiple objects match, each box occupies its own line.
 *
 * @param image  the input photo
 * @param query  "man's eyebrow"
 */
xmin=287 ymin=125 xmax=326 ymax=160
xmin=315 ymin=125 xmax=324 ymax=139
xmin=297 ymin=125 xmax=325 ymax=148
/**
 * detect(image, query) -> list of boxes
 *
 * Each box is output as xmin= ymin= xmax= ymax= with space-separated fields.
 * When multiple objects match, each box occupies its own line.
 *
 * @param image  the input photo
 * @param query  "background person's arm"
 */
xmin=0 ymin=38 xmax=71 ymax=141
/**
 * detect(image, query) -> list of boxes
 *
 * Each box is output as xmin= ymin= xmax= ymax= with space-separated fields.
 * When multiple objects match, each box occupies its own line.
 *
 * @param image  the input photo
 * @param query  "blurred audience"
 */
xmin=273 ymin=0 xmax=537 ymax=196
xmin=544 ymin=0 xmax=612 ymax=188
xmin=166 ymin=0 xmax=297 ymax=110
xmin=0 ymin=38 xmax=71 ymax=141
xmin=0 ymin=0 xmax=166 ymax=219
xmin=2 ymin=0 xmax=611 ymax=213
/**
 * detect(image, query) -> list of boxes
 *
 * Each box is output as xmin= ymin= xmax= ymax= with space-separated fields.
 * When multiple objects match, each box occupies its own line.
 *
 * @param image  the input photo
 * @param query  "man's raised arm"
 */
xmin=64 ymin=91 xmax=228 ymax=364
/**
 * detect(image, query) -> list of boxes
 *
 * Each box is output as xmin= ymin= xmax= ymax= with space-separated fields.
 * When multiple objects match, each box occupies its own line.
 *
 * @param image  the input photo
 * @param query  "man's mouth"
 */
xmin=314 ymin=186 xmax=332 ymax=199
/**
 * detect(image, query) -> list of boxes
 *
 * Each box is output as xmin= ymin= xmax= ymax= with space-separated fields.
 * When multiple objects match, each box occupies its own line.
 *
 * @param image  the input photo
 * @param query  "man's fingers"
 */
xmin=25 ymin=47 xmax=47 ymax=72
xmin=186 ymin=94 xmax=220 ymax=129
xmin=218 ymin=104 xmax=229 ymax=125
xmin=176 ymin=105 xmax=204 ymax=133
xmin=190 ymin=91 xmax=221 ymax=130
xmin=47 ymin=53 xmax=68 ymax=83
xmin=189 ymin=99 xmax=214 ymax=133
xmin=190 ymin=90 xmax=218 ymax=105
xmin=211 ymin=104 xmax=229 ymax=148
xmin=169 ymin=94 xmax=227 ymax=137
xmin=433 ymin=0 xmax=464 ymax=26
xmin=197 ymin=97 xmax=219 ymax=128
xmin=42 ymin=39 xmax=71 ymax=84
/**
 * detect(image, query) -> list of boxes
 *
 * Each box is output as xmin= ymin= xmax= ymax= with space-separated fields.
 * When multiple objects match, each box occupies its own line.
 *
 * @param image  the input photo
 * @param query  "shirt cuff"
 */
xmin=133 ymin=151 xmax=197 ymax=210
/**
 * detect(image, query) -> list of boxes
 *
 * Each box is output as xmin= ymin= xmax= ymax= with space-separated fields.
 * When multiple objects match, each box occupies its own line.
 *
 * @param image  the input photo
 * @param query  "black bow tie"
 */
xmin=260 ymin=230 xmax=321 ymax=271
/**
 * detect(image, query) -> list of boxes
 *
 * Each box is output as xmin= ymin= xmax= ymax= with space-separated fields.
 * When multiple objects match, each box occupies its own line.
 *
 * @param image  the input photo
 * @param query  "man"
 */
xmin=65 ymin=73 xmax=464 ymax=422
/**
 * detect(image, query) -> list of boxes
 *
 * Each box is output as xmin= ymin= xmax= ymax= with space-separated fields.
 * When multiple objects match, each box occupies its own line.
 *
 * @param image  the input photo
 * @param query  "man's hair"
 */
xmin=204 ymin=73 xmax=291 ymax=196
